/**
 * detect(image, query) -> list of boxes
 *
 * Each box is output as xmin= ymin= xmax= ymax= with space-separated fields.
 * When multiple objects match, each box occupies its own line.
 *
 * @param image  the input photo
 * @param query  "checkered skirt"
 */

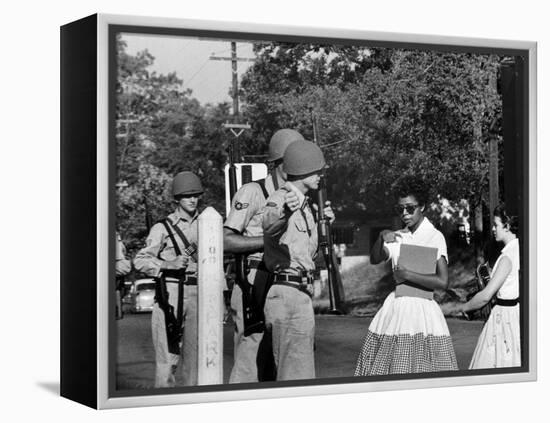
xmin=355 ymin=292 xmax=458 ymax=375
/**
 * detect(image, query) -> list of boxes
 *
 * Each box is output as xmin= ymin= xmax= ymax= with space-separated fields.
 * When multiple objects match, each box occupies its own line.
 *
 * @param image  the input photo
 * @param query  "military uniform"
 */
xmin=134 ymin=208 xmax=199 ymax=388
xmin=115 ymin=232 xmax=131 ymax=276
xmin=262 ymin=181 xmax=318 ymax=380
xmin=115 ymin=232 xmax=131 ymax=319
xmin=224 ymin=173 xmax=281 ymax=383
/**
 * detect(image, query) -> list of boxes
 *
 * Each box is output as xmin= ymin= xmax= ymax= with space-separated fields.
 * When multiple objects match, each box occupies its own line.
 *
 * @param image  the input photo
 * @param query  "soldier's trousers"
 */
xmin=151 ymin=283 xmax=198 ymax=388
xmin=264 ymin=284 xmax=315 ymax=380
xmin=229 ymin=270 xmax=264 ymax=383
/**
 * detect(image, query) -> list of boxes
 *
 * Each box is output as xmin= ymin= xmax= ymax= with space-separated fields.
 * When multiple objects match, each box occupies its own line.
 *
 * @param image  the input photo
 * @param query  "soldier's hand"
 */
xmin=323 ymin=201 xmax=335 ymax=224
xmin=380 ymin=230 xmax=401 ymax=243
xmin=162 ymin=256 xmax=188 ymax=270
xmin=115 ymin=259 xmax=131 ymax=276
xmin=284 ymin=191 xmax=301 ymax=212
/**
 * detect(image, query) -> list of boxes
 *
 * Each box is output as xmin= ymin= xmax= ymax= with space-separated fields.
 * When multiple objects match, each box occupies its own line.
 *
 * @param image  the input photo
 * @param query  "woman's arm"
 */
xmin=394 ymin=256 xmax=449 ymax=290
xmin=460 ymin=256 xmax=512 ymax=313
xmin=370 ymin=230 xmax=399 ymax=264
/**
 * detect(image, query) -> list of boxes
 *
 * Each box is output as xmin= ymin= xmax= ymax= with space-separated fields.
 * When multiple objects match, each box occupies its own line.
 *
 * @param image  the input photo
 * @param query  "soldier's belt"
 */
xmin=163 ymin=275 xmax=197 ymax=285
xmin=273 ymin=274 xmax=313 ymax=297
xmin=274 ymin=274 xmax=303 ymax=283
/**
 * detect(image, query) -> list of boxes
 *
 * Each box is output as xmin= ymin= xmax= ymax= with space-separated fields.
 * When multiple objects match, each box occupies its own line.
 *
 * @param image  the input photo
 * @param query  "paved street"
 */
xmin=116 ymin=312 xmax=484 ymax=390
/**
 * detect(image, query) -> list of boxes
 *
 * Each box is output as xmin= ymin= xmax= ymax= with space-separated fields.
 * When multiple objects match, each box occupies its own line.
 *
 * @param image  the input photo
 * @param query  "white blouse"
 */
xmin=384 ymin=217 xmax=448 ymax=270
xmin=493 ymin=238 xmax=520 ymax=300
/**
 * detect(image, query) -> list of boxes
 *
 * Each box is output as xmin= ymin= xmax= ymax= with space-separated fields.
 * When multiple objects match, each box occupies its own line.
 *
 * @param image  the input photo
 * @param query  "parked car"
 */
xmin=126 ymin=278 xmax=156 ymax=313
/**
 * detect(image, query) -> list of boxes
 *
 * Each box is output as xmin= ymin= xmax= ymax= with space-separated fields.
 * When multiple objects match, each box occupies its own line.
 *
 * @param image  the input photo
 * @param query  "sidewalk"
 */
xmin=116 ymin=314 xmax=484 ymax=389
xmin=313 ymin=315 xmax=484 ymax=378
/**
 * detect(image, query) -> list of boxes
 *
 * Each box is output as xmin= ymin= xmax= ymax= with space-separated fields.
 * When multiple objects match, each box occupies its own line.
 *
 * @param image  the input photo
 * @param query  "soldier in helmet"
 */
xmin=262 ymin=140 xmax=335 ymax=381
xmin=224 ymin=128 xmax=304 ymax=383
xmin=134 ymin=171 xmax=204 ymax=387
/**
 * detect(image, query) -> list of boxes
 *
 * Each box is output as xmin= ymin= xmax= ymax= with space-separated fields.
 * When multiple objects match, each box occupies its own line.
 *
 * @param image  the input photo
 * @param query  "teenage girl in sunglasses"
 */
xmin=355 ymin=175 xmax=458 ymax=375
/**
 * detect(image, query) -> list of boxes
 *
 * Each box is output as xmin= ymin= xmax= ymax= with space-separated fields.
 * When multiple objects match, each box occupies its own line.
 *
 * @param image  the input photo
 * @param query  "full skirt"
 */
xmin=469 ymin=304 xmax=521 ymax=369
xmin=355 ymin=292 xmax=458 ymax=375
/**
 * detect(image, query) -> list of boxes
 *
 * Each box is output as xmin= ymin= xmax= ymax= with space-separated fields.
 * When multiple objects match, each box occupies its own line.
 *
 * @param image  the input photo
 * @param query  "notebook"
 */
xmin=395 ymin=244 xmax=438 ymax=300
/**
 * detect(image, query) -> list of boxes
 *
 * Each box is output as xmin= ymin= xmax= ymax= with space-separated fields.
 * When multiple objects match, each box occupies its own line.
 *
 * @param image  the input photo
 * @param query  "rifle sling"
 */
xmin=271 ymin=170 xmax=278 ymax=191
xmin=160 ymin=220 xmax=182 ymax=257
xmin=255 ymin=178 xmax=269 ymax=199
xmin=165 ymin=217 xmax=197 ymax=261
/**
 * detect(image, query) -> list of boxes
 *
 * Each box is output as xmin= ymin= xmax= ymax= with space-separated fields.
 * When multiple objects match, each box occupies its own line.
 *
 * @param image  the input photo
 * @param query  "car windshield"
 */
xmin=136 ymin=283 xmax=155 ymax=291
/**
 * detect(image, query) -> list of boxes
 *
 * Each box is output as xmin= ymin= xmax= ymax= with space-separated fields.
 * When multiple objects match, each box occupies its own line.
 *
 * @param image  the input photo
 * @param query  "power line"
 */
xmin=184 ymin=59 xmax=210 ymax=86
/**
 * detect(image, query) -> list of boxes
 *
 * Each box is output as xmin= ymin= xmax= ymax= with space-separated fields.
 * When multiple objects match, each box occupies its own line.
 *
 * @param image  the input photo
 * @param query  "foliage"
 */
xmin=240 ymin=44 xmax=503 ymax=220
xmin=116 ymin=36 xmax=505 ymax=258
xmin=115 ymin=36 xmax=231 ymax=253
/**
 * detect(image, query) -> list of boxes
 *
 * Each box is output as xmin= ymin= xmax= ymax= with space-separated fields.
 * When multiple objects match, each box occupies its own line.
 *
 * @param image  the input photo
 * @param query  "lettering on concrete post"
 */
xmin=197 ymin=207 xmax=224 ymax=385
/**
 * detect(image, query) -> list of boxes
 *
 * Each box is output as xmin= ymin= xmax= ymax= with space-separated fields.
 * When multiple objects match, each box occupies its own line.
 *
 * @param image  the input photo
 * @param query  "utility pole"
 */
xmin=488 ymin=69 xmax=499 ymax=228
xmin=210 ymin=42 xmax=255 ymax=161
xmin=231 ymin=42 xmax=239 ymax=117
xmin=209 ymin=42 xmax=255 ymax=116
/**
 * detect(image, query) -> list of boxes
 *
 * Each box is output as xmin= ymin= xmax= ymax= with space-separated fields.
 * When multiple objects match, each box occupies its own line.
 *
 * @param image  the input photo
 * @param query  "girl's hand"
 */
xmin=394 ymin=264 xmax=408 ymax=284
xmin=447 ymin=302 xmax=466 ymax=317
xmin=381 ymin=230 xmax=402 ymax=243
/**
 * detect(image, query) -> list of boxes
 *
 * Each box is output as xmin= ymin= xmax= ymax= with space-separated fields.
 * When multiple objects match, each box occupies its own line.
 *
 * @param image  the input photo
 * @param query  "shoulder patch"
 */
xmin=266 ymin=202 xmax=277 ymax=207
xmin=235 ymin=202 xmax=249 ymax=210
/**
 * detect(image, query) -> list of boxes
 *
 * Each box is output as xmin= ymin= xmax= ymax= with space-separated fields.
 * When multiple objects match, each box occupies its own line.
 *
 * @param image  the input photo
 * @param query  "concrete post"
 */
xmin=197 ymin=207 xmax=224 ymax=385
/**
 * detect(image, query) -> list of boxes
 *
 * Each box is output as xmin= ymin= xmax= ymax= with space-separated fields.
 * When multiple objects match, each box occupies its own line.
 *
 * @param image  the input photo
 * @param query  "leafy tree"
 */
xmin=240 ymin=44 xmax=503 ymax=224
xmin=115 ymin=36 xmax=231 ymax=253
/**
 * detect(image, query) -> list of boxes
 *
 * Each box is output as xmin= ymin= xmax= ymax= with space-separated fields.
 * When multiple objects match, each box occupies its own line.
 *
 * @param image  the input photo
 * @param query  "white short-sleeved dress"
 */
xmin=355 ymin=218 xmax=458 ymax=375
xmin=469 ymin=238 xmax=521 ymax=369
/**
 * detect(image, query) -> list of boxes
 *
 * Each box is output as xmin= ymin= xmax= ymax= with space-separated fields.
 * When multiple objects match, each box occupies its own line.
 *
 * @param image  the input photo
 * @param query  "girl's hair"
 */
xmin=494 ymin=203 xmax=519 ymax=234
xmin=391 ymin=175 xmax=430 ymax=206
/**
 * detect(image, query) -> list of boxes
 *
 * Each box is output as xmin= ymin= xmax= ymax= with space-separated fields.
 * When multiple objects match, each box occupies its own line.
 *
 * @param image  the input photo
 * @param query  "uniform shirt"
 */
xmin=115 ymin=232 xmax=131 ymax=276
xmin=116 ymin=232 xmax=126 ymax=260
xmin=134 ymin=207 xmax=199 ymax=277
xmin=223 ymin=173 xmax=280 ymax=261
xmin=494 ymin=237 xmax=520 ymax=300
xmin=263 ymin=181 xmax=318 ymax=275
xmin=384 ymin=217 xmax=448 ymax=270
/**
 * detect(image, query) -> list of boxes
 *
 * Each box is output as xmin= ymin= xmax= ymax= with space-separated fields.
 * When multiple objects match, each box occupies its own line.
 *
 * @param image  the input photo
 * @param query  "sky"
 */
xmin=123 ymin=33 xmax=255 ymax=106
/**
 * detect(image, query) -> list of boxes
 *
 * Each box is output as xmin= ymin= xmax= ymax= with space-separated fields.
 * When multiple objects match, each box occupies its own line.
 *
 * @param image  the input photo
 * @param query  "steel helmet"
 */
xmin=268 ymin=129 xmax=305 ymax=162
xmin=172 ymin=171 xmax=204 ymax=197
xmin=283 ymin=140 xmax=326 ymax=177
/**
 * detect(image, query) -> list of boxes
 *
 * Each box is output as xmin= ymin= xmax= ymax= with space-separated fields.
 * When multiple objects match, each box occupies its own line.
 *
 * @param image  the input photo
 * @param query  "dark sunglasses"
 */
xmin=394 ymin=204 xmax=419 ymax=215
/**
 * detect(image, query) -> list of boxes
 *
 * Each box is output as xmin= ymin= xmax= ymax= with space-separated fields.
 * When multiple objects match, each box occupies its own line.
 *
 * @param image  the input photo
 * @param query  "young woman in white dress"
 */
xmin=355 ymin=176 xmax=458 ymax=375
xmin=457 ymin=205 xmax=521 ymax=368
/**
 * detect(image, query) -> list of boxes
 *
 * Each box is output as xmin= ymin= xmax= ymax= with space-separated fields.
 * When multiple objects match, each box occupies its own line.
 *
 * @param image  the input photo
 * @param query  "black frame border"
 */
xmin=61 ymin=13 xmax=99 ymax=409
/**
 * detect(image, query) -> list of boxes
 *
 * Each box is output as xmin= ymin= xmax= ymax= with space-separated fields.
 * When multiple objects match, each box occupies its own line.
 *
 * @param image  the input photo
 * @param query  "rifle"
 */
xmin=155 ymin=268 xmax=186 ymax=355
xmin=227 ymin=137 xmax=265 ymax=336
xmin=311 ymin=112 xmax=345 ymax=314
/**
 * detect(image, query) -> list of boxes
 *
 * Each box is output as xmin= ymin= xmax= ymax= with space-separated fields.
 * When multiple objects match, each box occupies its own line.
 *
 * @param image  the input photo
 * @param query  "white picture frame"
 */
xmin=60 ymin=13 xmax=537 ymax=409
